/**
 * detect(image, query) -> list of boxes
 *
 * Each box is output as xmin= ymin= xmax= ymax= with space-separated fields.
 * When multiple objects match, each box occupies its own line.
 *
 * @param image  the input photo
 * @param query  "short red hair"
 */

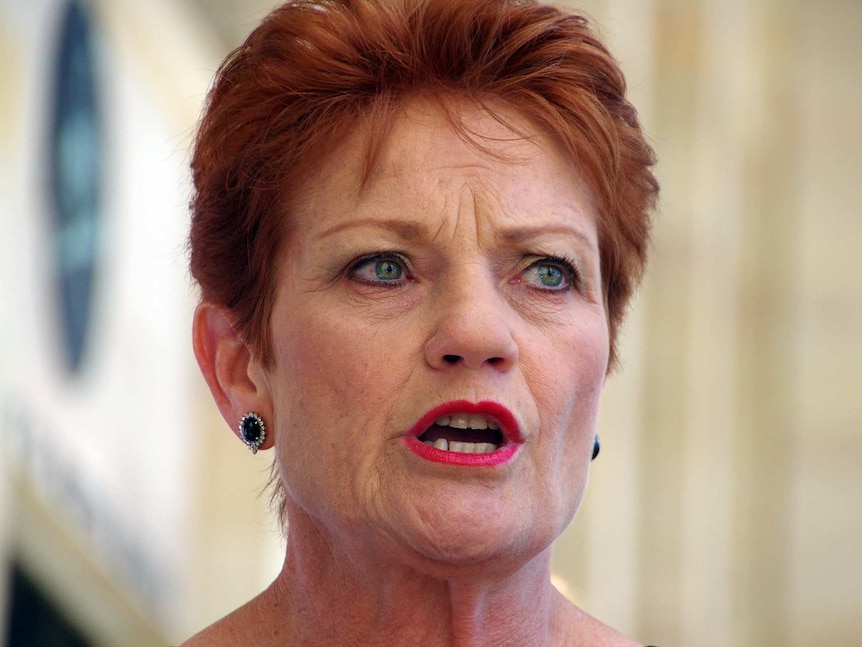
xmin=190 ymin=0 xmax=658 ymax=371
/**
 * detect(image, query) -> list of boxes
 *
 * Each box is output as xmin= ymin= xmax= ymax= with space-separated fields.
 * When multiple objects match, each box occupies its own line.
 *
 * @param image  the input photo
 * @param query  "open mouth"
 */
xmin=417 ymin=413 xmax=504 ymax=454
xmin=405 ymin=401 xmax=522 ymax=467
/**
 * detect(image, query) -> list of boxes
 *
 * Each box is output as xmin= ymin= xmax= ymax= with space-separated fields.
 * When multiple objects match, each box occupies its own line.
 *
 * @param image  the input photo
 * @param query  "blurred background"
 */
xmin=0 ymin=0 xmax=860 ymax=645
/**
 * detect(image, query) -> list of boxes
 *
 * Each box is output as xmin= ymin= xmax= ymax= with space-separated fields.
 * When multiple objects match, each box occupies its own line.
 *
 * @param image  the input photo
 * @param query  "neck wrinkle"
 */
xmin=267 ymin=509 xmax=562 ymax=647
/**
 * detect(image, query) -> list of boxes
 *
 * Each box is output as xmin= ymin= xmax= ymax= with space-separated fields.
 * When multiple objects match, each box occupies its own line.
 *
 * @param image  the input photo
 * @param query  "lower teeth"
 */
xmin=423 ymin=438 xmax=497 ymax=454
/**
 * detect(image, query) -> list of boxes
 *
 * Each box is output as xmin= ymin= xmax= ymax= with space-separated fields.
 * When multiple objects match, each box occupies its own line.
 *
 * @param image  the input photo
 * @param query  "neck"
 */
xmin=259 ymin=510 xmax=570 ymax=647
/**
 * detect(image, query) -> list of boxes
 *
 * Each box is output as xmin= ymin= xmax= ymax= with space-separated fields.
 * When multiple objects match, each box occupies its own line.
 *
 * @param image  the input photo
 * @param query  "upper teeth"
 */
xmin=435 ymin=413 xmax=500 ymax=430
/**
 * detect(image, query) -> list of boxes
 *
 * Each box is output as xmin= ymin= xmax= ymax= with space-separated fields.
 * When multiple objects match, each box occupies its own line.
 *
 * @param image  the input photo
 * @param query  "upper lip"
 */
xmin=406 ymin=400 xmax=524 ymax=443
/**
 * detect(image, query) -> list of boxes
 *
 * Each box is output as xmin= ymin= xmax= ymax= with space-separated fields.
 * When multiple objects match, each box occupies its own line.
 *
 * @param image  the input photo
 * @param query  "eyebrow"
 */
xmin=317 ymin=217 xmax=598 ymax=253
xmin=499 ymin=224 xmax=598 ymax=253
xmin=318 ymin=217 xmax=429 ymax=242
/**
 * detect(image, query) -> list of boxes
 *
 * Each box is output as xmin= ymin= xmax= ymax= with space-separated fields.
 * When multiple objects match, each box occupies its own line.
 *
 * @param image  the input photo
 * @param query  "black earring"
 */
xmin=591 ymin=435 xmax=600 ymax=461
xmin=238 ymin=412 xmax=266 ymax=454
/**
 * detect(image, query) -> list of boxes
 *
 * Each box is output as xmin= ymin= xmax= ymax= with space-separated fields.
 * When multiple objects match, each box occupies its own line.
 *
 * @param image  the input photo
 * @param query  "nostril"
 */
xmin=442 ymin=354 xmax=461 ymax=364
xmin=487 ymin=357 xmax=504 ymax=365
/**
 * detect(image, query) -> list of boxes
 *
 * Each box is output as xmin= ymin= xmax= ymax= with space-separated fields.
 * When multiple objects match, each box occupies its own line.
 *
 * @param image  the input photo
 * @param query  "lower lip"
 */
xmin=404 ymin=437 xmax=519 ymax=467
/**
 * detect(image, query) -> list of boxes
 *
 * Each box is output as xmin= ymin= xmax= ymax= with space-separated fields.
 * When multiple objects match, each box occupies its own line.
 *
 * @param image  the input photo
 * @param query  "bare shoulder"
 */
xmin=554 ymin=591 xmax=644 ymax=647
xmin=179 ymin=609 xmax=253 ymax=647
xmin=179 ymin=589 xmax=285 ymax=647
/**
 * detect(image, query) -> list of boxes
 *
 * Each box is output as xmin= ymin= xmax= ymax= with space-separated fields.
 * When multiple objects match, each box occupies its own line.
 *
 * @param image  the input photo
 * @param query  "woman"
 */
xmin=184 ymin=0 xmax=658 ymax=645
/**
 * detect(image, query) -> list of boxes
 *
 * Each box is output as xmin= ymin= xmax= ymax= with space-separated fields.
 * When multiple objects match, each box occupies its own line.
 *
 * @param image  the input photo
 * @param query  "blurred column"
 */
xmin=789 ymin=1 xmax=862 ymax=645
xmin=583 ymin=0 xmax=656 ymax=636
xmin=635 ymin=0 xmax=702 ymax=641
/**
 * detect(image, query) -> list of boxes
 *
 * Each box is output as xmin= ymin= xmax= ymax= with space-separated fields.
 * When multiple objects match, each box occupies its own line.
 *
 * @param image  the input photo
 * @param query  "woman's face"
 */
xmin=264 ymin=100 xmax=609 ymax=569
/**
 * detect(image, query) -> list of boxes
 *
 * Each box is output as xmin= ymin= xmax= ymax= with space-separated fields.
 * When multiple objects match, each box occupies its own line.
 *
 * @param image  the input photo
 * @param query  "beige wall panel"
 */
xmin=791 ymin=1 xmax=862 ymax=645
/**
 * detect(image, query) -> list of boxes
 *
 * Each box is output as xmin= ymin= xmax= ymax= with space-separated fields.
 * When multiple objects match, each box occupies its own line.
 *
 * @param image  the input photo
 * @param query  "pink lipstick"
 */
xmin=404 ymin=400 xmax=523 ymax=467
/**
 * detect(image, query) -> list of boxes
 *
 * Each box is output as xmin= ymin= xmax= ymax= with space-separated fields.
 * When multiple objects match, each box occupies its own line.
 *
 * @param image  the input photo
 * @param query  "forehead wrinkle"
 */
xmin=369 ymin=155 xmax=509 ymax=186
xmin=310 ymin=100 xmax=596 ymax=254
xmin=435 ymin=172 xmax=549 ymax=254
xmin=369 ymin=116 xmax=528 ymax=184
xmin=472 ymin=185 xmax=480 ymax=235
xmin=430 ymin=179 xmax=489 ymax=253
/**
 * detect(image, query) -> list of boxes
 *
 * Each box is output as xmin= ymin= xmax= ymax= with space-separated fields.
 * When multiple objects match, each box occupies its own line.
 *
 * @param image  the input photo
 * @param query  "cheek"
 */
xmin=534 ymin=324 xmax=607 ymax=530
xmin=274 ymin=304 xmax=386 ymax=404
xmin=268 ymin=305 xmax=416 ymax=493
xmin=526 ymin=316 xmax=608 ymax=466
xmin=534 ymin=316 xmax=607 ymax=411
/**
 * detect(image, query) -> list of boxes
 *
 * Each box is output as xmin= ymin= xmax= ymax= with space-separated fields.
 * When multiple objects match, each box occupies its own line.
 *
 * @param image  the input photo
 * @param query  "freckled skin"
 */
xmin=187 ymin=99 xmax=642 ymax=646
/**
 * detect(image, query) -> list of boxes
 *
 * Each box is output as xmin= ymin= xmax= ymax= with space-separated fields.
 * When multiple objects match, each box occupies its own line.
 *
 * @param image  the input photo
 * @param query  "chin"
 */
xmin=388 ymin=496 xmax=560 ymax=574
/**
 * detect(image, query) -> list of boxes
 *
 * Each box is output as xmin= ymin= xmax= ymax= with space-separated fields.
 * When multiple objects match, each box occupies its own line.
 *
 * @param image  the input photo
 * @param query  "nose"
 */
xmin=424 ymin=269 xmax=519 ymax=372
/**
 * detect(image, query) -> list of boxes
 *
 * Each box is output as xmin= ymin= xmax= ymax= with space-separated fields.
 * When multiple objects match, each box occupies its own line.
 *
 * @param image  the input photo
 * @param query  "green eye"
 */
xmin=351 ymin=254 xmax=407 ymax=285
xmin=536 ymin=264 xmax=563 ymax=287
xmin=374 ymin=259 xmax=402 ymax=281
xmin=522 ymin=257 xmax=575 ymax=291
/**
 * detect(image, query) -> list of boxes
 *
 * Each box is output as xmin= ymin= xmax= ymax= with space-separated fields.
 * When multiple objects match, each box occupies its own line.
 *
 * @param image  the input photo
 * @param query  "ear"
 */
xmin=192 ymin=302 xmax=274 ymax=450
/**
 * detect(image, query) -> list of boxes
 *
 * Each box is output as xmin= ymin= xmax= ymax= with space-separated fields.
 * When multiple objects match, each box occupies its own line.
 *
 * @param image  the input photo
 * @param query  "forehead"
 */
xmin=369 ymin=99 xmax=577 ymax=188
xmin=376 ymin=101 xmax=534 ymax=166
xmin=292 ymin=97 xmax=596 ymax=239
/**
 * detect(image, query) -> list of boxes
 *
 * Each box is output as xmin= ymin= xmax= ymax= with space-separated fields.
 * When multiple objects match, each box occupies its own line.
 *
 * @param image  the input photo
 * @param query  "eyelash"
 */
xmin=347 ymin=252 xmax=581 ymax=291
